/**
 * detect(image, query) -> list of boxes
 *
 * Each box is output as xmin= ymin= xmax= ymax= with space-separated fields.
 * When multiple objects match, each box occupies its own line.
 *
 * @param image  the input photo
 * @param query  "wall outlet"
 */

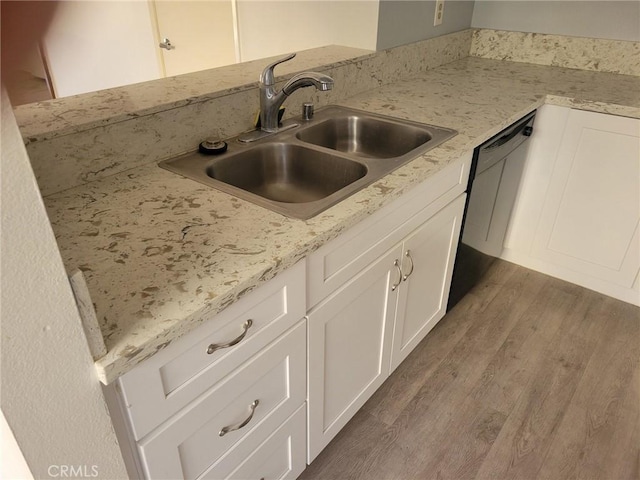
xmin=434 ymin=0 xmax=444 ymax=26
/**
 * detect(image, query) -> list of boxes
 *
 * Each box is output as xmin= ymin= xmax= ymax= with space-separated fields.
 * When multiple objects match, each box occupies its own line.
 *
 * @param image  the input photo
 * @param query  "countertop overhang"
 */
xmin=42 ymin=57 xmax=640 ymax=383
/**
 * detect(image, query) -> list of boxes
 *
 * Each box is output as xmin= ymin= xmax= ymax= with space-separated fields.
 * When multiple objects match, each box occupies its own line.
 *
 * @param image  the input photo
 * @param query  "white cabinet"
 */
xmin=139 ymin=321 xmax=306 ymax=480
xmin=118 ymin=261 xmax=306 ymax=441
xmin=532 ymin=109 xmax=639 ymax=286
xmin=306 ymin=161 xmax=469 ymax=462
xmin=307 ymin=155 xmax=471 ymax=308
xmin=206 ymin=405 xmax=306 ymax=480
xmin=503 ymin=106 xmax=640 ymax=305
xmin=307 ymin=244 xmax=401 ymax=461
xmin=109 ymin=154 xmax=473 ymax=477
xmin=109 ymin=261 xmax=307 ymax=479
xmin=390 ymin=195 xmax=465 ymax=372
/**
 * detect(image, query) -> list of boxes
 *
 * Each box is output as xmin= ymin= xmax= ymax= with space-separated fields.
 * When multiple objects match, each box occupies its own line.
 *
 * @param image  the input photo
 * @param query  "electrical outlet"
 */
xmin=434 ymin=0 xmax=444 ymax=26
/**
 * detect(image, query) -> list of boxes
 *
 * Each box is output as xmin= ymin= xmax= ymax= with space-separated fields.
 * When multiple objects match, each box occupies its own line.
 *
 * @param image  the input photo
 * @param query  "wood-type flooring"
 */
xmin=299 ymin=260 xmax=640 ymax=480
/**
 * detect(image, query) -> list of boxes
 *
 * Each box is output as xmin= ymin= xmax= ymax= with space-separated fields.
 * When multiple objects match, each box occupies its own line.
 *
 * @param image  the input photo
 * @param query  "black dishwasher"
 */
xmin=447 ymin=111 xmax=536 ymax=311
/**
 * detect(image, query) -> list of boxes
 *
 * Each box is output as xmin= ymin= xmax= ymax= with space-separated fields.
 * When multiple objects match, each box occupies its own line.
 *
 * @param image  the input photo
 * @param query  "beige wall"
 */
xmin=237 ymin=0 xmax=380 ymax=61
xmin=0 ymin=89 xmax=127 ymax=479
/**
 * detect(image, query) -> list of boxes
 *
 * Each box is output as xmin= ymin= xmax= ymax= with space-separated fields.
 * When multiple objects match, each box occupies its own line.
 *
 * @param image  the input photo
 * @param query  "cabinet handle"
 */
xmin=391 ymin=259 xmax=402 ymax=291
xmin=402 ymin=250 xmax=414 ymax=281
xmin=207 ymin=319 xmax=253 ymax=355
xmin=219 ymin=399 xmax=259 ymax=437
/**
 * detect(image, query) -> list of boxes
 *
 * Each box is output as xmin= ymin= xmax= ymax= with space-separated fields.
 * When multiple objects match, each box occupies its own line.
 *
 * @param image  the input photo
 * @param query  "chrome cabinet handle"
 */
xmin=402 ymin=250 xmax=414 ymax=281
xmin=391 ymin=259 xmax=402 ymax=291
xmin=207 ymin=319 xmax=253 ymax=355
xmin=219 ymin=399 xmax=259 ymax=437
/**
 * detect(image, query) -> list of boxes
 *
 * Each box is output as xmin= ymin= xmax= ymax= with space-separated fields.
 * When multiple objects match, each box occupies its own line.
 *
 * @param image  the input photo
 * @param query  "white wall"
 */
xmin=237 ymin=1 xmax=379 ymax=61
xmin=43 ymin=1 xmax=162 ymax=97
xmin=0 ymin=89 xmax=128 ymax=479
xmin=472 ymin=0 xmax=640 ymax=42
xmin=1 ymin=411 xmax=33 ymax=480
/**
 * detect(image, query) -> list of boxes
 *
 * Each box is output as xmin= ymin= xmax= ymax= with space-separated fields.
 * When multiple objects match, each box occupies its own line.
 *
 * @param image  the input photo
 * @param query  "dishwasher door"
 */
xmin=462 ymin=138 xmax=531 ymax=257
xmin=447 ymin=111 xmax=535 ymax=310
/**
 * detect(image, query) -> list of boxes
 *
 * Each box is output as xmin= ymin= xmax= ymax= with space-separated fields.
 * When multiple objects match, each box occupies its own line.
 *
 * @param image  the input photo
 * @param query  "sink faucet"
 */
xmin=259 ymin=53 xmax=334 ymax=133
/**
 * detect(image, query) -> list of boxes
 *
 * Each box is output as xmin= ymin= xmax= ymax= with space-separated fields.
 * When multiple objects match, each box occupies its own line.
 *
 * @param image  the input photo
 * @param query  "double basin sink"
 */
xmin=160 ymin=106 xmax=457 ymax=219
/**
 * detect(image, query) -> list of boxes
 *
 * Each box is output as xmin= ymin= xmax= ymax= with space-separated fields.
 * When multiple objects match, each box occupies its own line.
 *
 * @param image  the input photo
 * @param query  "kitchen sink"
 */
xmin=206 ymin=143 xmax=367 ymax=204
xmin=295 ymin=114 xmax=433 ymax=159
xmin=159 ymin=106 xmax=456 ymax=219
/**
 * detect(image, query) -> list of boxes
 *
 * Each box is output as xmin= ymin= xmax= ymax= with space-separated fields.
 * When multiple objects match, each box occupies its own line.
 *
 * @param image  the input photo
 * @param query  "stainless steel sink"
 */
xmin=295 ymin=114 xmax=433 ymax=159
xmin=160 ymin=106 xmax=456 ymax=219
xmin=206 ymin=143 xmax=367 ymax=204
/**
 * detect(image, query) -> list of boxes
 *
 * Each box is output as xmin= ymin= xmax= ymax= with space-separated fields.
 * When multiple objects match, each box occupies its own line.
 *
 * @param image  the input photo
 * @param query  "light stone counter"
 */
xmin=15 ymin=45 xmax=375 ymax=143
xmin=43 ymin=57 xmax=640 ymax=383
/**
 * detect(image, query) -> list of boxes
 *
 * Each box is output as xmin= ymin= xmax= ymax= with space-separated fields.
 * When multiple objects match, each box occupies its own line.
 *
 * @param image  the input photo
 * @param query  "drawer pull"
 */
xmin=391 ymin=260 xmax=402 ymax=292
xmin=207 ymin=319 xmax=253 ymax=355
xmin=219 ymin=399 xmax=259 ymax=437
xmin=402 ymin=250 xmax=414 ymax=281
xmin=391 ymin=259 xmax=402 ymax=291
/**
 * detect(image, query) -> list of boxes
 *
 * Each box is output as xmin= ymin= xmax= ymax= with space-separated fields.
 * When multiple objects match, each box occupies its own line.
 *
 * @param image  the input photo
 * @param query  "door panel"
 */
xmin=153 ymin=1 xmax=237 ymax=77
xmin=532 ymin=109 xmax=640 ymax=287
xmin=391 ymin=195 xmax=465 ymax=373
xmin=307 ymin=245 xmax=401 ymax=462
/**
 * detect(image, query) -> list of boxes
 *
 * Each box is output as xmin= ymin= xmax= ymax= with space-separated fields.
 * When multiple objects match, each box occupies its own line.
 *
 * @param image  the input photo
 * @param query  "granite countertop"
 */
xmin=43 ymin=57 xmax=640 ymax=383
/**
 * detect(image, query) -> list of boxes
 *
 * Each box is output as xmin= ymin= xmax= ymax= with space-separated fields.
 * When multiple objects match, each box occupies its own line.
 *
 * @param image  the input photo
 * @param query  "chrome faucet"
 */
xmin=259 ymin=53 xmax=334 ymax=133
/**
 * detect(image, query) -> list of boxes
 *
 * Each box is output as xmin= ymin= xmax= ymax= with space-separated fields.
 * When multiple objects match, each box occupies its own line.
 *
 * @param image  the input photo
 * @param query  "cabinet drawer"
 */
xmin=307 ymin=153 xmax=470 ymax=307
xmin=137 ymin=320 xmax=306 ymax=480
xmin=201 ymin=405 xmax=306 ymax=480
xmin=119 ymin=261 xmax=305 ymax=440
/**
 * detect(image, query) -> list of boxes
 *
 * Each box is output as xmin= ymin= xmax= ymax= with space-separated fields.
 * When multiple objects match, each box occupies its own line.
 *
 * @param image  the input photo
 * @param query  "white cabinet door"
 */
xmin=307 ymin=245 xmax=401 ymax=462
xmin=306 ymin=155 xmax=471 ymax=308
xmin=532 ymin=109 xmax=639 ymax=288
xmin=390 ymin=195 xmax=465 ymax=372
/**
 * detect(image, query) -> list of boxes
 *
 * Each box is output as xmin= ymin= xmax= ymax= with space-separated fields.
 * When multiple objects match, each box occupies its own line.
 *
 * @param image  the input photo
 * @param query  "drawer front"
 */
xmin=119 ymin=261 xmax=305 ymax=440
xmin=137 ymin=320 xmax=306 ymax=480
xmin=307 ymin=153 xmax=471 ymax=308
xmin=201 ymin=405 xmax=306 ymax=480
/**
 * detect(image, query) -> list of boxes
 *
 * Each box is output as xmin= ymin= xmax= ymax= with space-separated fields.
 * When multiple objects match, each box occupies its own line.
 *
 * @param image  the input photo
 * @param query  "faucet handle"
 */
xmin=260 ymin=53 xmax=296 ymax=86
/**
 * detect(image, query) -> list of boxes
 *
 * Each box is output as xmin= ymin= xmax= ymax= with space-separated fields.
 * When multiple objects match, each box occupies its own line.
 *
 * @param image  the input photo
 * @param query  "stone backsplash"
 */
xmin=471 ymin=29 xmax=640 ymax=77
xmin=15 ymin=30 xmax=472 ymax=197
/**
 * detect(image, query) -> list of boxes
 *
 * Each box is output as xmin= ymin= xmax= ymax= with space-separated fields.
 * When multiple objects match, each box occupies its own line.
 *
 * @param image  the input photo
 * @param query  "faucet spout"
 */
xmin=258 ymin=53 xmax=334 ymax=133
xmin=282 ymin=72 xmax=334 ymax=95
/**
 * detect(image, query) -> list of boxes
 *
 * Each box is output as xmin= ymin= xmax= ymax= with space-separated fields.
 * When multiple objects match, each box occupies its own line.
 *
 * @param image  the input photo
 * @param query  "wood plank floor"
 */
xmin=299 ymin=261 xmax=640 ymax=480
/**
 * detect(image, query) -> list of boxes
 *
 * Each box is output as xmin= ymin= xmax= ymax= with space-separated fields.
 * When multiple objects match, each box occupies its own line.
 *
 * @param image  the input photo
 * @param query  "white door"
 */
xmin=532 ymin=109 xmax=640 ymax=287
xmin=307 ymin=245 xmax=401 ymax=462
xmin=390 ymin=195 xmax=465 ymax=372
xmin=152 ymin=0 xmax=238 ymax=77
